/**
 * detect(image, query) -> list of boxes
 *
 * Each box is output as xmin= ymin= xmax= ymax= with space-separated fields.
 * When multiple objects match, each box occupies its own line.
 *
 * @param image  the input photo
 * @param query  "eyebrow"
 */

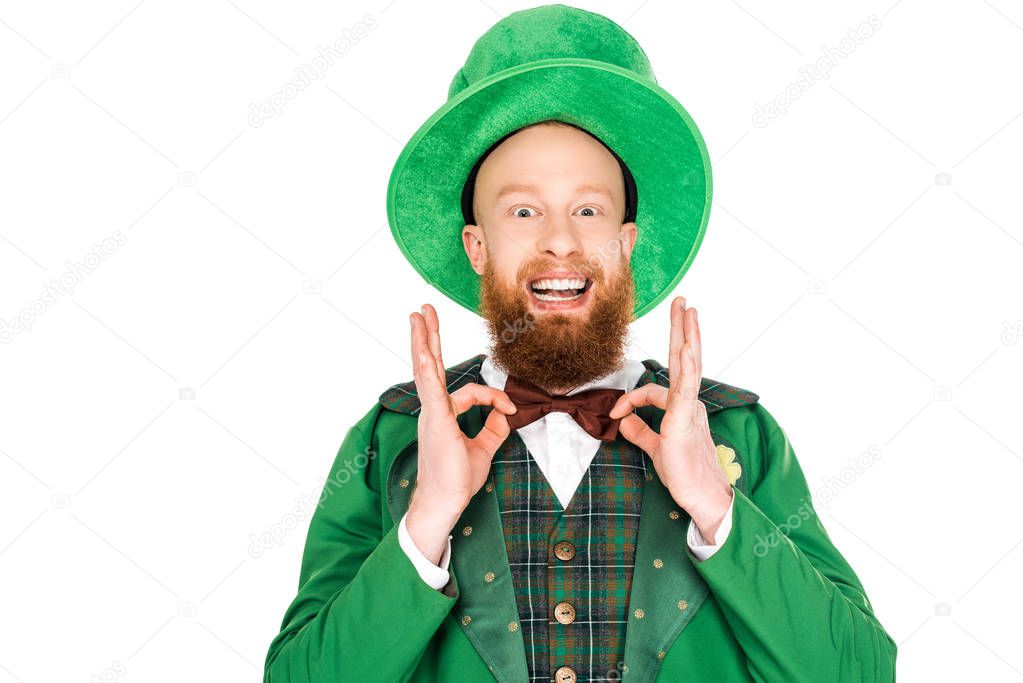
xmin=495 ymin=182 xmax=614 ymax=201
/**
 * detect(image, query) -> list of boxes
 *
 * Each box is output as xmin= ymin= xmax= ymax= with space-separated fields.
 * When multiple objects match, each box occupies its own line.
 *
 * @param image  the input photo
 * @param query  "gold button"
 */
xmin=645 ymin=471 xmax=653 ymax=481
xmin=678 ymin=599 xmax=688 ymax=610
xmin=485 ymin=481 xmax=494 ymax=492
xmin=399 ymin=478 xmax=410 ymax=488
xmin=657 ymin=650 xmax=666 ymax=660
xmin=554 ymin=601 xmax=576 ymax=625
xmin=508 ymin=621 xmax=519 ymax=632
xmin=462 ymin=525 xmax=472 ymax=536
xmin=668 ymin=510 xmax=680 ymax=520
xmin=461 ymin=615 xmax=472 ymax=626
xmin=484 ymin=571 xmax=495 ymax=583
xmin=555 ymin=665 xmax=577 ymax=683
xmin=553 ymin=540 xmax=576 ymax=561
xmin=653 ymin=558 xmax=664 ymax=569
xmin=634 ymin=608 xmax=645 ymax=619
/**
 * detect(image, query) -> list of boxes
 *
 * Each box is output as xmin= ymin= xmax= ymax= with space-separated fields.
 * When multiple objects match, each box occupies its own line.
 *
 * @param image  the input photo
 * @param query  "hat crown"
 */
xmin=448 ymin=4 xmax=656 ymax=99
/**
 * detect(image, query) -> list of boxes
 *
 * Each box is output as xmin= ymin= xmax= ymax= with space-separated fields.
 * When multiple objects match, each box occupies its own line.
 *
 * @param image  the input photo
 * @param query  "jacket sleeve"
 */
xmin=263 ymin=404 xmax=460 ymax=682
xmin=688 ymin=403 xmax=897 ymax=682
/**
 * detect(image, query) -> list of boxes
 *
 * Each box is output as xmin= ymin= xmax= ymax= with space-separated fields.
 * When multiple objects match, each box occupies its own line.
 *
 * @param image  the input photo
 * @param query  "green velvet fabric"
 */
xmin=386 ymin=4 xmax=712 ymax=319
xmin=263 ymin=354 xmax=897 ymax=681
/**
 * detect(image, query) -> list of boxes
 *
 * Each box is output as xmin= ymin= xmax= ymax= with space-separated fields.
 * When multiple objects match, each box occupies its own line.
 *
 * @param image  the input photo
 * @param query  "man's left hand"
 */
xmin=609 ymin=296 xmax=733 ymax=544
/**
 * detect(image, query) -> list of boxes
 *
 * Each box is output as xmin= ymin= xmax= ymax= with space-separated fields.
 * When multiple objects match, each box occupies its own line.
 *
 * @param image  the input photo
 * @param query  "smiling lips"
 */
xmin=528 ymin=275 xmax=592 ymax=302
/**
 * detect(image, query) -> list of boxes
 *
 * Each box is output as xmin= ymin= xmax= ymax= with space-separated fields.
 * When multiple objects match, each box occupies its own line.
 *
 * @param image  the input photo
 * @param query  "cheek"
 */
xmin=582 ymin=232 xmax=627 ymax=273
xmin=484 ymin=237 xmax=524 ymax=272
xmin=487 ymin=252 xmax=526 ymax=288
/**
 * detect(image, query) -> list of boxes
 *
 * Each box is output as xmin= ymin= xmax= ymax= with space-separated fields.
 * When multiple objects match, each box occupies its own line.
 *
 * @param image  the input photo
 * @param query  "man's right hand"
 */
xmin=405 ymin=303 xmax=517 ymax=565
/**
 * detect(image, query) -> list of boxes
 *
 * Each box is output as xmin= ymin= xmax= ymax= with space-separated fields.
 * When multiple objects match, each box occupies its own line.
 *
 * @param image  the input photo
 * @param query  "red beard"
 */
xmin=479 ymin=254 xmax=635 ymax=392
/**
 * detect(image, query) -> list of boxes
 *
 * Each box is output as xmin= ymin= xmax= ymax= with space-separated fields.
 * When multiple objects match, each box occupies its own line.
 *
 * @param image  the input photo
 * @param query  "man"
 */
xmin=264 ymin=6 xmax=896 ymax=682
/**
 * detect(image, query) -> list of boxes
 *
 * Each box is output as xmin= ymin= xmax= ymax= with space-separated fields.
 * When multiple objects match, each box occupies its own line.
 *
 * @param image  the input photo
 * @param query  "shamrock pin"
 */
xmin=716 ymin=444 xmax=741 ymax=486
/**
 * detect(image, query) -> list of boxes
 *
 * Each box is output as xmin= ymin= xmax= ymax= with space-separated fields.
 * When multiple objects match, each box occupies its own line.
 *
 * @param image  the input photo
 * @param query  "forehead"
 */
xmin=475 ymin=124 xmax=625 ymax=201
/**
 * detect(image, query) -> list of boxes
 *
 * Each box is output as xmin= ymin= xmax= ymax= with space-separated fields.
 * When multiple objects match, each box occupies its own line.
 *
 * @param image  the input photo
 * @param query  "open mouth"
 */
xmin=528 ymin=276 xmax=593 ymax=302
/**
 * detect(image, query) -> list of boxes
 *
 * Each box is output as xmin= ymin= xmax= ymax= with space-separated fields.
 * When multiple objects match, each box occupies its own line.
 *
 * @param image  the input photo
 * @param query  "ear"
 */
xmin=619 ymin=221 xmax=638 ymax=264
xmin=462 ymin=224 xmax=487 ymax=275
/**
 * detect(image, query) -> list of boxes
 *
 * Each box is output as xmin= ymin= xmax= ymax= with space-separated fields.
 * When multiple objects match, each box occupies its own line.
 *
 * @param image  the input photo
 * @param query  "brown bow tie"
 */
xmin=502 ymin=374 xmax=626 ymax=441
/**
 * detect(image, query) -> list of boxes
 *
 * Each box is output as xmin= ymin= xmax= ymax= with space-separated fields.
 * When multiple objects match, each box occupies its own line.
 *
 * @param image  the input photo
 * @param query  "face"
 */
xmin=462 ymin=121 xmax=639 ymax=392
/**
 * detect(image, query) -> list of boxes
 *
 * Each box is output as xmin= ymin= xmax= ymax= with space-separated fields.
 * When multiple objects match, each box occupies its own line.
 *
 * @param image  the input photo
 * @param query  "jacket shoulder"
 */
xmin=377 ymin=353 xmax=487 ymax=415
xmin=639 ymin=358 xmax=759 ymax=413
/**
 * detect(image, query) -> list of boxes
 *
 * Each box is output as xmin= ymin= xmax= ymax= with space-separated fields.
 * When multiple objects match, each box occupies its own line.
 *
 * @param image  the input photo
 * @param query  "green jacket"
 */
xmin=263 ymin=354 xmax=897 ymax=682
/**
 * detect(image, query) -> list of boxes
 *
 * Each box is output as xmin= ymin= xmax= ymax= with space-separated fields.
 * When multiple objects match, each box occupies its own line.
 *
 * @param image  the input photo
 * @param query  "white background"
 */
xmin=1 ymin=1 xmax=1021 ymax=681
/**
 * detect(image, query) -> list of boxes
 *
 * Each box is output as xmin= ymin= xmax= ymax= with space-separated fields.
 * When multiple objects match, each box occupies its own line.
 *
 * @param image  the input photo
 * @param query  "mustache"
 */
xmin=515 ymin=258 xmax=606 ymax=284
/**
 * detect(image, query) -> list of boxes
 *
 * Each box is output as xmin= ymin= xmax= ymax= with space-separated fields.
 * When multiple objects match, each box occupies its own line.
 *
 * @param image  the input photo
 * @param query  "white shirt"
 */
xmin=397 ymin=355 xmax=736 ymax=591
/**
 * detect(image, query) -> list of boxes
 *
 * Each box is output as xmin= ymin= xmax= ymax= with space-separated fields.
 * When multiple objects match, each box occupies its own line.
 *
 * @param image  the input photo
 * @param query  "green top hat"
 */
xmin=386 ymin=3 xmax=712 ymax=319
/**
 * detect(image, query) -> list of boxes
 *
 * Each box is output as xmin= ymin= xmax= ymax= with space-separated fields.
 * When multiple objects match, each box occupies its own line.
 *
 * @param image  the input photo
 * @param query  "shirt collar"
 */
xmin=480 ymin=354 xmax=647 ymax=394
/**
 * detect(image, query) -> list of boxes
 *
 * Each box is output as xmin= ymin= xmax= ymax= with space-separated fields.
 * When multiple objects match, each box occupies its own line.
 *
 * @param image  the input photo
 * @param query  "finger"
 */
xmin=410 ymin=311 xmax=423 ymax=378
xmin=680 ymin=307 xmax=702 ymax=401
xmin=421 ymin=303 xmax=446 ymax=381
xmin=449 ymin=384 xmax=518 ymax=417
xmin=689 ymin=307 xmax=702 ymax=377
xmin=668 ymin=296 xmax=686 ymax=389
xmin=410 ymin=312 xmax=449 ymax=421
xmin=660 ymin=389 xmax=700 ymax=435
xmin=617 ymin=413 xmax=661 ymax=455
xmin=470 ymin=407 xmax=511 ymax=459
xmin=609 ymin=384 xmax=668 ymax=418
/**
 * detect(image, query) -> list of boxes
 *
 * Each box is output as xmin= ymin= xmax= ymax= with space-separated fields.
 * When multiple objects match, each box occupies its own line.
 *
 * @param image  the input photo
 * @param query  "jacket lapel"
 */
xmin=378 ymin=353 xmax=759 ymax=683
xmin=382 ymin=354 xmax=529 ymax=683
xmin=620 ymin=361 xmax=759 ymax=681
xmin=618 ymin=363 xmax=708 ymax=681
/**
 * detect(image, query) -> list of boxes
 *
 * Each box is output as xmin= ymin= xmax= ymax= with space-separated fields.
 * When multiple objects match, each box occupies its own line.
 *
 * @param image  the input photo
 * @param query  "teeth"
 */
xmin=531 ymin=277 xmax=587 ymax=291
xmin=534 ymin=290 xmax=584 ymax=301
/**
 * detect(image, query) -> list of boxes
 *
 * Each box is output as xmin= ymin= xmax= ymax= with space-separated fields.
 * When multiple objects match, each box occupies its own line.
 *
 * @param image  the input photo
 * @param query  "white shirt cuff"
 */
xmin=397 ymin=510 xmax=452 ymax=591
xmin=687 ymin=491 xmax=735 ymax=561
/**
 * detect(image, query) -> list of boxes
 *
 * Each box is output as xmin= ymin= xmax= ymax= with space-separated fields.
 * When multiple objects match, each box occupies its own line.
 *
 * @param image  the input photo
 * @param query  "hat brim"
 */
xmin=386 ymin=57 xmax=712 ymax=319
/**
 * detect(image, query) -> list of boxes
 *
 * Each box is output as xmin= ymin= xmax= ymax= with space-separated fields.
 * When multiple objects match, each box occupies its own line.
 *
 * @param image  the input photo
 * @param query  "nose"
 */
xmin=535 ymin=215 xmax=583 ymax=260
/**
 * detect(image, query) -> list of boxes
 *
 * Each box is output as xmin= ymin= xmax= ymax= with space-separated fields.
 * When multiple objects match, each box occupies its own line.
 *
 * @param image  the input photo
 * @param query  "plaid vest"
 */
xmin=491 ymin=428 xmax=647 ymax=683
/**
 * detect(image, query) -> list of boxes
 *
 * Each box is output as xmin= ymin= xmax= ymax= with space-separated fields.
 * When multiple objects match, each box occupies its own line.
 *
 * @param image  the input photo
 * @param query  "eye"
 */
xmin=512 ymin=206 xmax=538 ymax=218
xmin=576 ymin=206 xmax=601 ymax=217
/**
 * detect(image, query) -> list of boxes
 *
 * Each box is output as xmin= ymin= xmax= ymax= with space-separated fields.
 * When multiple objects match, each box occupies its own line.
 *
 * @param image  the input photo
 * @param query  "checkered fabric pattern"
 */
xmin=492 ymin=429 xmax=647 ymax=682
